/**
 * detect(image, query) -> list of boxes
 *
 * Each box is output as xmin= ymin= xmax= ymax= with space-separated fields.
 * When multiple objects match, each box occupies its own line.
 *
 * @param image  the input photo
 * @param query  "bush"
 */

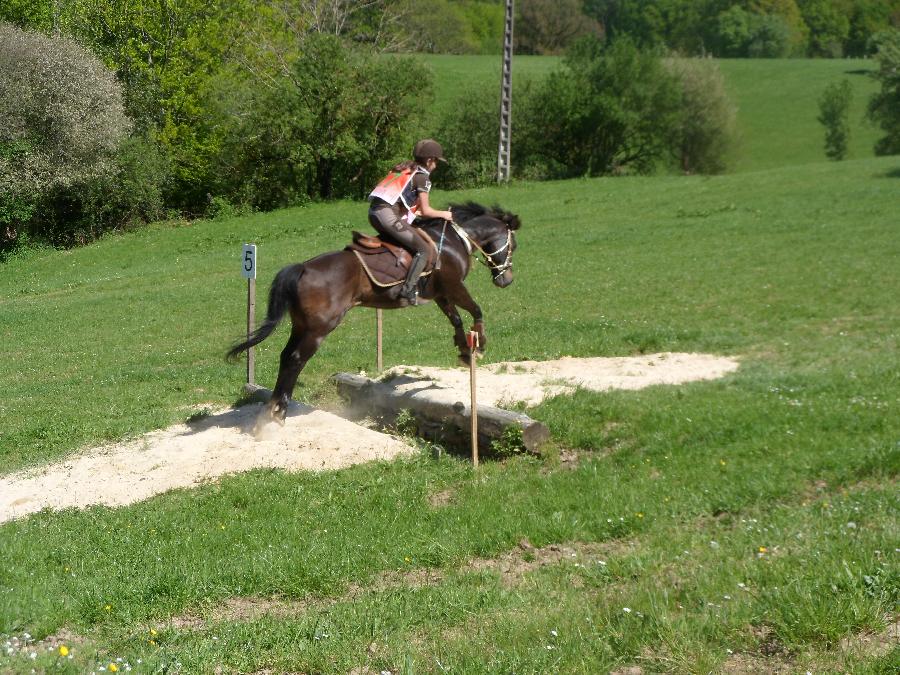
xmin=515 ymin=0 xmax=603 ymax=56
xmin=715 ymin=6 xmax=794 ymax=57
xmin=404 ymin=1 xmax=505 ymax=54
xmin=0 ymin=22 xmax=130 ymax=251
xmin=867 ymin=29 xmax=900 ymax=156
xmin=664 ymin=57 xmax=737 ymax=174
xmin=436 ymin=84 xmax=505 ymax=188
xmin=218 ymin=35 xmax=430 ymax=209
xmin=818 ymin=80 xmax=853 ymax=161
xmin=516 ymin=37 xmax=681 ymax=177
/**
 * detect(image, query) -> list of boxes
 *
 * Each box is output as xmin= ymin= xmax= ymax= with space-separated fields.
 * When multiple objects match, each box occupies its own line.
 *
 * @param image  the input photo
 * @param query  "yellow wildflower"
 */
xmin=109 ymin=664 xmax=119 ymax=672
xmin=59 ymin=645 xmax=69 ymax=657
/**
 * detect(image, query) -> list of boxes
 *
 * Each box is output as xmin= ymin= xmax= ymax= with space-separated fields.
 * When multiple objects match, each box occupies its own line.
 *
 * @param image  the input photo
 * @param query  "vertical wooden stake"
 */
xmin=376 ymin=309 xmax=384 ymax=373
xmin=467 ymin=331 xmax=479 ymax=467
xmin=247 ymin=277 xmax=256 ymax=386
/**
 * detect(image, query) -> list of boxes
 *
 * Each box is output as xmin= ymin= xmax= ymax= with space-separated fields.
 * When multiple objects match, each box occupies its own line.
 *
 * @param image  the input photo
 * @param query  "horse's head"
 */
xmin=451 ymin=203 xmax=520 ymax=288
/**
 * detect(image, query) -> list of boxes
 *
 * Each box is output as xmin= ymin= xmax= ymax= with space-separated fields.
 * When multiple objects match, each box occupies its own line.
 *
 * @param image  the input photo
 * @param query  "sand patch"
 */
xmin=0 ymin=401 xmax=415 ymax=524
xmin=383 ymin=352 xmax=740 ymax=407
xmin=0 ymin=352 xmax=738 ymax=524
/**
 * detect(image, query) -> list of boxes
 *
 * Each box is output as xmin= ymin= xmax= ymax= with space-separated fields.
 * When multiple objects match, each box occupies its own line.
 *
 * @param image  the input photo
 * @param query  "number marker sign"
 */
xmin=242 ymin=244 xmax=257 ymax=385
xmin=242 ymin=244 xmax=257 ymax=279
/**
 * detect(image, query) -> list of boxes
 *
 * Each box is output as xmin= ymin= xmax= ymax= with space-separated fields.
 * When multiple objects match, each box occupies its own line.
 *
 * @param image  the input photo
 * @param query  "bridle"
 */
xmin=449 ymin=222 xmax=514 ymax=280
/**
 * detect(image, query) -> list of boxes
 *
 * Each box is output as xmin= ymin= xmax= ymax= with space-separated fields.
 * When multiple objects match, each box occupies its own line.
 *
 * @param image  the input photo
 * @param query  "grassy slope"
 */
xmin=422 ymin=55 xmax=883 ymax=172
xmin=1 ymin=157 xmax=898 ymax=672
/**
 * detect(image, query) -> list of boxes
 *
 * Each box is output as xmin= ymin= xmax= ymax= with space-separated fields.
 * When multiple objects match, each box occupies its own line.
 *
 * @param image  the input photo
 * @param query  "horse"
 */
xmin=226 ymin=202 xmax=520 ymax=423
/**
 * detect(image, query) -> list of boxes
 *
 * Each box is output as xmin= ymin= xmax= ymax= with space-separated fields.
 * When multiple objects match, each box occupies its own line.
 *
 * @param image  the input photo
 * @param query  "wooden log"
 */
xmin=333 ymin=372 xmax=550 ymax=455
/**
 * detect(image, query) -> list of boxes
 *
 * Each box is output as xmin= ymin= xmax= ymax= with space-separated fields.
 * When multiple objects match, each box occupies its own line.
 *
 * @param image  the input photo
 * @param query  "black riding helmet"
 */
xmin=413 ymin=139 xmax=447 ymax=165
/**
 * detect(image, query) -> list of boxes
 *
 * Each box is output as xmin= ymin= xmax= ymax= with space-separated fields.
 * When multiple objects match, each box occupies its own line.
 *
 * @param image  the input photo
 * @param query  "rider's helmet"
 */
xmin=413 ymin=139 xmax=447 ymax=164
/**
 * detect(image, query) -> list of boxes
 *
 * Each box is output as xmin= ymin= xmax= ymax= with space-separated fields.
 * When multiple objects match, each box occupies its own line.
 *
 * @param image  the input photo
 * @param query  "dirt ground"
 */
xmin=0 ymin=352 xmax=739 ymax=524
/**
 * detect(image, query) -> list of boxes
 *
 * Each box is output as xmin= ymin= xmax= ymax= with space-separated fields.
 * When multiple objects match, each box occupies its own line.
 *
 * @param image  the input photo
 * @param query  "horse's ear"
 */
xmin=505 ymin=213 xmax=521 ymax=230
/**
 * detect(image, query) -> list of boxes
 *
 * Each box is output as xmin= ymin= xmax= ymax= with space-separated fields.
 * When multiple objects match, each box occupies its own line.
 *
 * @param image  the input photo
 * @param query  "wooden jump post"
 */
xmin=376 ymin=308 xmax=383 ymax=373
xmin=467 ymin=330 xmax=479 ymax=466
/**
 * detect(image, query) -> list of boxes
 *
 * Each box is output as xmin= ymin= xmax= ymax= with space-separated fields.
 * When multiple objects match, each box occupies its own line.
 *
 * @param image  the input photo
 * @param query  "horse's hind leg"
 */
xmin=267 ymin=328 xmax=328 ymax=423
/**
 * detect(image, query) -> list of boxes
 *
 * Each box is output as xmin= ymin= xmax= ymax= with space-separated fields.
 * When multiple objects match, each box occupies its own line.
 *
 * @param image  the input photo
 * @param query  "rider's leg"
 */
xmin=368 ymin=206 xmax=431 ymax=303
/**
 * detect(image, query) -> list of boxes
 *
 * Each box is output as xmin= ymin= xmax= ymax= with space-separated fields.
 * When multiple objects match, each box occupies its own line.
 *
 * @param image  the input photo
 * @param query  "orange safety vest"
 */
xmin=368 ymin=167 xmax=430 ymax=223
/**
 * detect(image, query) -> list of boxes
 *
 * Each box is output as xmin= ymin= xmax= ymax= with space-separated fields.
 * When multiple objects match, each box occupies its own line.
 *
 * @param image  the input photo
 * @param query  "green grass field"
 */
xmin=1 ymin=151 xmax=898 ymax=672
xmin=423 ymin=55 xmax=883 ymax=173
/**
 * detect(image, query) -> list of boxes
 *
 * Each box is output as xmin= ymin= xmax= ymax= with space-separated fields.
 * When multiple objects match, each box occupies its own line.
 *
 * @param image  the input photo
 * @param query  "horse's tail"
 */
xmin=225 ymin=263 xmax=305 ymax=362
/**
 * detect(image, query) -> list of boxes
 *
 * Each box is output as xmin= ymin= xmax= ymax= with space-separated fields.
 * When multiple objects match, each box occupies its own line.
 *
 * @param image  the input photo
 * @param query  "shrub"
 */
xmin=515 ymin=0 xmax=603 ymax=56
xmin=516 ymin=37 xmax=681 ymax=177
xmin=867 ymin=29 xmax=900 ymax=156
xmin=818 ymin=79 xmax=853 ymax=161
xmin=0 ymin=22 xmax=130 ymax=251
xmin=218 ymin=35 xmax=430 ymax=208
xmin=664 ymin=57 xmax=738 ymax=174
xmin=436 ymin=85 xmax=505 ymax=188
xmin=715 ymin=6 xmax=794 ymax=57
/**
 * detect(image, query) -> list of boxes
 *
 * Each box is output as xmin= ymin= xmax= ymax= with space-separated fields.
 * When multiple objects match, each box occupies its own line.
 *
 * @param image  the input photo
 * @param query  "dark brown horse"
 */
xmin=227 ymin=202 xmax=520 ymax=423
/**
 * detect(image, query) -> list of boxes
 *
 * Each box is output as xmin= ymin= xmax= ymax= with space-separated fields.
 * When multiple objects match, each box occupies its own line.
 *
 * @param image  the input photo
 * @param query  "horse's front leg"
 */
xmin=447 ymin=285 xmax=487 ymax=355
xmin=437 ymin=289 xmax=487 ymax=365
xmin=435 ymin=296 xmax=470 ymax=363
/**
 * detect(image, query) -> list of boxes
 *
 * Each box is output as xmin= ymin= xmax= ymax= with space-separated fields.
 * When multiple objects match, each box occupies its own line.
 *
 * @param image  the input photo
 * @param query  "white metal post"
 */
xmin=497 ymin=0 xmax=514 ymax=183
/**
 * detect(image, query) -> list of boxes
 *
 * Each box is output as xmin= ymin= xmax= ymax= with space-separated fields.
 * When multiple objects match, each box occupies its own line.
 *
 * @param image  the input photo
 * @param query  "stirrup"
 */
xmin=401 ymin=286 xmax=419 ymax=305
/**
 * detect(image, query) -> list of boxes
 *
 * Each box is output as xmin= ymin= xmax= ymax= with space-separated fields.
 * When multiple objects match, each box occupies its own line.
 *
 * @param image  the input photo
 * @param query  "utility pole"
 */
xmin=497 ymin=0 xmax=514 ymax=183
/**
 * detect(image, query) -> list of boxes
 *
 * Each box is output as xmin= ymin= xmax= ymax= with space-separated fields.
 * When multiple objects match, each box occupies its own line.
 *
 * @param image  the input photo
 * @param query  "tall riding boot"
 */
xmin=401 ymin=253 xmax=428 ymax=305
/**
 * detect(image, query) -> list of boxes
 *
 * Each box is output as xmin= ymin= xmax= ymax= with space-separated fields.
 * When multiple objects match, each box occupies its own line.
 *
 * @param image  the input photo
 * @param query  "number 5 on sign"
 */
xmin=242 ymin=244 xmax=257 ymax=279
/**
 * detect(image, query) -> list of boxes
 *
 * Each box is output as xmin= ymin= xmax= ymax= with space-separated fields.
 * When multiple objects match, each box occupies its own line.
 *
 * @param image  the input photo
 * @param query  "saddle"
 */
xmin=346 ymin=229 xmax=438 ymax=288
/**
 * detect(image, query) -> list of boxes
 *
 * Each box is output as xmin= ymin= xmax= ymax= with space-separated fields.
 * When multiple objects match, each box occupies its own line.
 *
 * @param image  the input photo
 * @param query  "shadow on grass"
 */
xmin=843 ymin=69 xmax=875 ymax=76
xmin=878 ymin=166 xmax=900 ymax=178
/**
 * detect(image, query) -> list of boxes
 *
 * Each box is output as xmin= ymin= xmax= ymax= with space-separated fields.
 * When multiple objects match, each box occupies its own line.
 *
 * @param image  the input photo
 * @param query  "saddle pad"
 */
xmin=351 ymin=249 xmax=434 ymax=288
xmin=346 ymin=228 xmax=438 ymax=288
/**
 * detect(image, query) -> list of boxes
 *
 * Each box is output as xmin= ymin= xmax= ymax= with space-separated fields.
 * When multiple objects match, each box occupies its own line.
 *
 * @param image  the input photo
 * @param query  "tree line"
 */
xmin=1 ymin=1 xmax=898 ymax=256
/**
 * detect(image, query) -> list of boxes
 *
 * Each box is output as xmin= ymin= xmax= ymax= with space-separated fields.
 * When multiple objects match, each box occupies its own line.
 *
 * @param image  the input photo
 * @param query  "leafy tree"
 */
xmin=517 ymin=37 xmax=681 ymax=177
xmin=0 ymin=22 xmax=130 ymax=250
xmin=748 ymin=12 xmax=794 ymax=56
xmin=217 ymin=35 xmax=430 ymax=208
xmin=715 ymin=5 xmax=794 ymax=56
xmin=404 ymin=0 xmax=504 ymax=54
xmin=437 ymin=81 xmax=515 ymax=188
xmin=516 ymin=0 xmax=603 ymax=55
xmin=817 ymin=79 xmax=852 ymax=159
xmin=799 ymin=0 xmax=851 ymax=56
xmin=664 ymin=58 xmax=738 ymax=173
xmin=716 ymin=5 xmax=758 ymax=55
xmin=846 ymin=0 xmax=900 ymax=56
xmin=752 ymin=0 xmax=810 ymax=54
xmin=867 ymin=29 xmax=900 ymax=155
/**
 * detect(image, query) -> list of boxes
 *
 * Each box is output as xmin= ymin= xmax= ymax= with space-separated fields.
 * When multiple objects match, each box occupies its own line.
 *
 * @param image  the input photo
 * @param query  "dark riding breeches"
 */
xmin=368 ymin=205 xmax=431 ymax=256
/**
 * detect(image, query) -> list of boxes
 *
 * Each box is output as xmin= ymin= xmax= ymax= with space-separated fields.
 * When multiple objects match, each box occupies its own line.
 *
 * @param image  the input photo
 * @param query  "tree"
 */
xmin=217 ymin=34 xmax=430 ymax=208
xmin=817 ymin=80 xmax=852 ymax=160
xmin=752 ymin=0 xmax=810 ymax=54
xmin=516 ymin=0 xmax=603 ymax=55
xmin=867 ymin=29 xmax=900 ymax=156
xmin=664 ymin=58 xmax=738 ymax=173
xmin=517 ymin=37 xmax=682 ymax=177
xmin=799 ymin=0 xmax=851 ymax=56
xmin=715 ymin=5 xmax=794 ymax=57
xmin=0 ymin=22 xmax=130 ymax=250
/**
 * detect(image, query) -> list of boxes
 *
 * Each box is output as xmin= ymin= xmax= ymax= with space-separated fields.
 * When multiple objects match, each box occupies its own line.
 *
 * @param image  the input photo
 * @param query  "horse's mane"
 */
xmin=450 ymin=201 xmax=521 ymax=231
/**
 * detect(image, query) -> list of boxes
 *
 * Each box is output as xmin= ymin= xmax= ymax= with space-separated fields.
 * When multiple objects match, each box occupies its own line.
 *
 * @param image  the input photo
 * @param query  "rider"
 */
xmin=368 ymin=139 xmax=454 ymax=304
